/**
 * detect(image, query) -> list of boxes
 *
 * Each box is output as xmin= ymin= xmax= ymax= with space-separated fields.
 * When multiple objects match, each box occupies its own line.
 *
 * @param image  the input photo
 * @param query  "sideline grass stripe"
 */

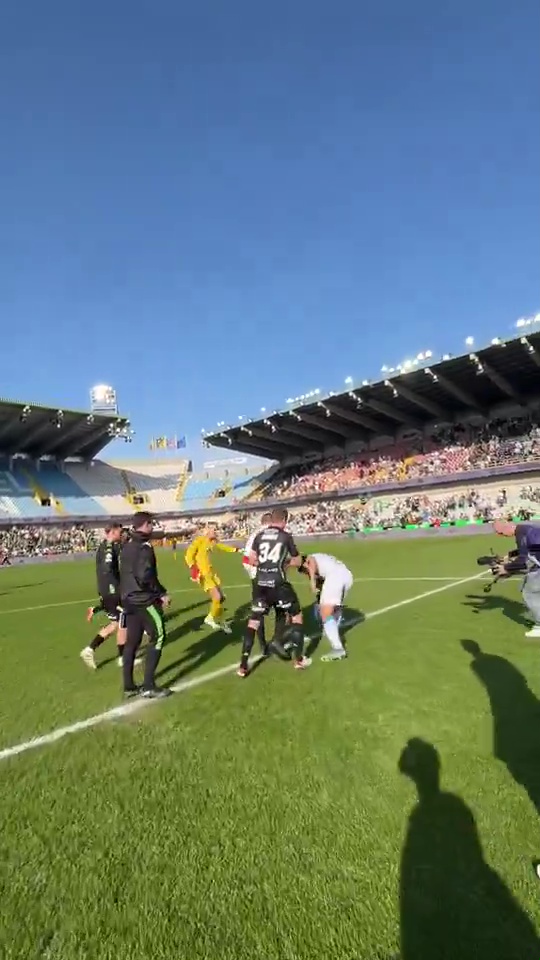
xmin=0 ymin=575 xmax=471 ymax=617
xmin=0 ymin=572 xmax=483 ymax=764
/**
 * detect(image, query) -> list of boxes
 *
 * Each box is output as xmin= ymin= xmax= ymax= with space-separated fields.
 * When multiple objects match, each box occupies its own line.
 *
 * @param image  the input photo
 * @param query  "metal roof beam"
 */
xmin=45 ymin=419 xmax=91 ymax=454
xmin=434 ymin=372 xmax=486 ymax=414
xmin=69 ymin=426 xmax=113 ymax=459
xmin=482 ymin=360 xmax=525 ymax=405
xmin=325 ymin=402 xmax=384 ymax=435
xmin=278 ymin=417 xmax=330 ymax=446
xmin=363 ymin=397 xmax=421 ymax=427
xmin=299 ymin=411 xmax=353 ymax=439
xmin=223 ymin=433 xmax=289 ymax=459
xmin=394 ymin=382 xmax=446 ymax=418
xmin=249 ymin=427 xmax=307 ymax=451
xmin=11 ymin=417 xmax=56 ymax=455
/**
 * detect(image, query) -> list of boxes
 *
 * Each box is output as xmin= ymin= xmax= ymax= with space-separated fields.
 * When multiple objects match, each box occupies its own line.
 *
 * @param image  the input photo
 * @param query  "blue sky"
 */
xmin=1 ymin=0 xmax=539 ymax=460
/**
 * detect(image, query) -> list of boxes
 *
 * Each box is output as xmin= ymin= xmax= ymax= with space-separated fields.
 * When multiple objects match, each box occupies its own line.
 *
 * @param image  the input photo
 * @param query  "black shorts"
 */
xmin=251 ymin=581 xmax=301 ymax=619
xmin=101 ymin=596 xmax=125 ymax=626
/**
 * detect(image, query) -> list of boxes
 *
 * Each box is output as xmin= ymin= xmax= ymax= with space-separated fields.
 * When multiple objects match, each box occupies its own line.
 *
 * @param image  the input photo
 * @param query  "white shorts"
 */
xmin=243 ymin=559 xmax=257 ymax=581
xmin=319 ymin=570 xmax=353 ymax=608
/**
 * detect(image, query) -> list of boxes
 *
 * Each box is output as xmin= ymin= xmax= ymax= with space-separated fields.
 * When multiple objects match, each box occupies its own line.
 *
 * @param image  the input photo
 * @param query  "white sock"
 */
xmin=323 ymin=616 xmax=345 ymax=653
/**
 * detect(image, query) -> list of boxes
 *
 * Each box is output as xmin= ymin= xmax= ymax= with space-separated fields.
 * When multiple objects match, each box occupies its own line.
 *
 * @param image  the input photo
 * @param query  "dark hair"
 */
xmin=132 ymin=511 xmax=154 ymax=529
xmin=104 ymin=521 xmax=122 ymax=533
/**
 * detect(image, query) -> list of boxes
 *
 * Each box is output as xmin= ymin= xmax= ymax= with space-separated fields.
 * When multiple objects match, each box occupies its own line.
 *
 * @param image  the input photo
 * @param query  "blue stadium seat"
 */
xmin=29 ymin=464 xmax=107 ymax=516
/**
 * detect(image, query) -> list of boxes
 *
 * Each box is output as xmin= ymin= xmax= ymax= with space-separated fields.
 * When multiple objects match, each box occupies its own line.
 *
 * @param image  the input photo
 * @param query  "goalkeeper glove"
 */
xmin=189 ymin=565 xmax=200 ymax=582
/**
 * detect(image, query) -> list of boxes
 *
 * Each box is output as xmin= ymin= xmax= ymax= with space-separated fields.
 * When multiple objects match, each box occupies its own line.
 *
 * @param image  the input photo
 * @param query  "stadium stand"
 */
xmin=2 ymin=331 xmax=540 ymax=529
xmin=205 ymin=329 xmax=540 ymax=504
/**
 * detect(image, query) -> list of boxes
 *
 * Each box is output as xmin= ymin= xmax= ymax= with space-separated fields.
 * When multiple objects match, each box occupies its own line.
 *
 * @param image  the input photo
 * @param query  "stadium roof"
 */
xmin=205 ymin=330 xmax=540 ymax=460
xmin=0 ymin=398 xmax=131 ymax=460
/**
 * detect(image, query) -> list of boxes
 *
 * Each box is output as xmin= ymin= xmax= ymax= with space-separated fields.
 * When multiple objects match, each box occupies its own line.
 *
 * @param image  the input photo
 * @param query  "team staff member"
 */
xmin=120 ymin=512 xmax=171 ymax=699
xmin=493 ymin=518 xmax=540 ymax=638
xmin=185 ymin=525 xmax=241 ymax=633
xmin=80 ymin=521 xmax=131 ymax=670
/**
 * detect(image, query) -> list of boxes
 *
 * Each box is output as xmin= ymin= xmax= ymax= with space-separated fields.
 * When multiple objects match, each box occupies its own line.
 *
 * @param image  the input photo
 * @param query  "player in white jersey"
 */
xmin=301 ymin=552 xmax=353 ymax=661
xmin=242 ymin=513 xmax=272 ymax=580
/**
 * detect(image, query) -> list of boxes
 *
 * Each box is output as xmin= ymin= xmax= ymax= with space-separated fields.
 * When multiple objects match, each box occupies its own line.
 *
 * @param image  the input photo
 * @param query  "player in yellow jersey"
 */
xmin=185 ymin=525 xmax=241 ymax=633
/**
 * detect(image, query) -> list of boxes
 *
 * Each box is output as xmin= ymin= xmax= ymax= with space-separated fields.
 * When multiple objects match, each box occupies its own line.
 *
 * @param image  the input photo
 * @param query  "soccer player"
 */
xmin=80 ymin=521 xmax=131 ymax=670
xmin=238 ymin=507 xmax=311 ymax=677
xmin=242 ymin=512 xmax=272 ymax=653
xmin=300 ymin=552 xmax=353 ymax=661
xmin=185 ymin=525 xmax=241 ymax=633
xmin=120 ymin=511 xmax=171 ymax=699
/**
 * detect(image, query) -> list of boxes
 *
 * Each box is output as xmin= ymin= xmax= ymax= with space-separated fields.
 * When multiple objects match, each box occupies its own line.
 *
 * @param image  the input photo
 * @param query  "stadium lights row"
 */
xmin=199 ymin=312 xmax=540 ymax=437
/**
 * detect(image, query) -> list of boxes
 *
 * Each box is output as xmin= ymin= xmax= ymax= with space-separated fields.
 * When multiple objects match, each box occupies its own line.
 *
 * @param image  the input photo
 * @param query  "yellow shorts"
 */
xmin=200 ymin=573 xmax=221 ymax=593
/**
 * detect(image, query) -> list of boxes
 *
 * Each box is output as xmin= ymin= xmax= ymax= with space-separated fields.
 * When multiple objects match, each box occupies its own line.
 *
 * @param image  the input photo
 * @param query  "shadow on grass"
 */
xmin=462 ymin=638 xmax=540 ymax=817
xmin=462 ymin=592 xmax=530 ymax=627
xmin=0 ymin=581 xmax=49 ymax=596
xmin=399 ymin=738 xmax=540 ymax=959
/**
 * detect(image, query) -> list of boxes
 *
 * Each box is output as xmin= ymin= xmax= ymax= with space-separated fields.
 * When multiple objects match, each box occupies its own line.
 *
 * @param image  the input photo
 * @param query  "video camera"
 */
xmin=476 ymin=551 xmax=504 ymax=593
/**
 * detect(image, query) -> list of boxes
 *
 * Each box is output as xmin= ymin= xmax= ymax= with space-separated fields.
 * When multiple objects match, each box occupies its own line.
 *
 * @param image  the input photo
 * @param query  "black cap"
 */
xmin=132 ymin=511 xmax=154 ymax=529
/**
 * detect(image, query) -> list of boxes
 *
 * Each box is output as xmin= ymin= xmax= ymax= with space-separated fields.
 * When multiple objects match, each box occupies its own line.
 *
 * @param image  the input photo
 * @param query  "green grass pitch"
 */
xmin=1 ymin=534 xmax=540 ymax=959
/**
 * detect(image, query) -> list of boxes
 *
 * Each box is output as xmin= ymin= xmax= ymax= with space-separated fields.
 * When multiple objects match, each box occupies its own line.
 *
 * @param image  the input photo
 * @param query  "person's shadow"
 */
xmin=462 ymin=639 xmax=540 ymax=816
xmin=399 ymin=738 xmax=540 ymax=959
xmin=462 ymin=592 xmax=530 ymax=627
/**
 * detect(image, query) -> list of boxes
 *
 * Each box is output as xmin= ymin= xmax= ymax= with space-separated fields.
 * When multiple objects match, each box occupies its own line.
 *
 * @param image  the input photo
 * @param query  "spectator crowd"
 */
xmin=261 ymin=417 xmax=540 ymax=501
xmin=0 ymin=525 xmax=98 ymax=559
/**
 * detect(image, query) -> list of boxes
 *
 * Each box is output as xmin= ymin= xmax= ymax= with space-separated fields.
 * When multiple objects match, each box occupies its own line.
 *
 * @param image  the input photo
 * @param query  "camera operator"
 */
xmin=493 ymin=519 xmax=540 ymax=639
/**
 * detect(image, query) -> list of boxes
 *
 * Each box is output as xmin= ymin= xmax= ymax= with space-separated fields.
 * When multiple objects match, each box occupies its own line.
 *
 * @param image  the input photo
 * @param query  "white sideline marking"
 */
xmin=0 ymin=573 xmax=484 ymax=764
xmin=0 ymin=576 xmax=469 ymax=617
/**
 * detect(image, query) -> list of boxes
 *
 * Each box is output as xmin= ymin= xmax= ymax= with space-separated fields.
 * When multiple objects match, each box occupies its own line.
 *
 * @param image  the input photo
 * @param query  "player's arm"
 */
xmin=135 ymin=543 xmax=167 ymax=597
xmin=285 ymin=532 xmax=303 ymax=568
xmin=248 ymin=532 xmax=261 ymax=568
xmin=185 ymin=537 xmax=202 ymax=581
xmin=185 ymin=538 xmax=199 ymax=567
xmin=215 ymin=542 xmax=241 ymax=554
xmin=303 ymin=556 xmax=319 ymax=595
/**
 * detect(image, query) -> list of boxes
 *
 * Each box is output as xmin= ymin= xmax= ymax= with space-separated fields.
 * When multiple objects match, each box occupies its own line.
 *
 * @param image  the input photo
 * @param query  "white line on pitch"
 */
xmin=0 ymin=573 xmax=484 ymax=764
xmin=0 ymin=576 xmax=471 ymax=617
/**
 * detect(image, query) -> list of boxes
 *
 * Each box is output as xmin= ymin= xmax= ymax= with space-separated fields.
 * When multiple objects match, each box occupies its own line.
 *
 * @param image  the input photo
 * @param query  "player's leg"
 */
xmin=319 ymin=576 xmax=348 ymax=661
xmin=238 ymin=589 xmax=268 ymax=676
xmin=140 ymin=604 xmax=171 ymax=698
xmin=278 ymin=585 xmax=311 ymax=670
xmin=204 ymin=578 xmax=232 ymax=634
xmin=122 ymin=610 xmax=145 ymax=696
xmin=248 ymin=570 xmax=268 ymax=654
xmin=80 ymin=600 xmax=118 ymax=669
xmin=522 ymin=571 xmax=540 ymax=638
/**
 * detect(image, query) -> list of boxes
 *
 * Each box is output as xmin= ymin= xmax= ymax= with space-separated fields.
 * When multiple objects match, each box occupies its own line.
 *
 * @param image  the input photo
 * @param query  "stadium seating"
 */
xmin=1 ymin=417 xmax=540 ymax=523
xmin=66 ymin=460 xmax=187 ymax=515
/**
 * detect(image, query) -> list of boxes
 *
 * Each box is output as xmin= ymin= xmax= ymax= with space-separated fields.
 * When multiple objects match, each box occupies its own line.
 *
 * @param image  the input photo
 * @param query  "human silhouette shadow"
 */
xmin=462 ymin=639 xmax=540 ymax=816
xmin=399 ymin=738 xmax=540 ymax=959
xmin=463 ymin=592 xmax=531 ymax=628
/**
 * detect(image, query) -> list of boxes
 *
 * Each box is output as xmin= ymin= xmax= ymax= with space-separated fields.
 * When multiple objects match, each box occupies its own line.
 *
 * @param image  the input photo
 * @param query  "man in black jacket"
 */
xmin=120 ymin=512 xmax=171 ymax=699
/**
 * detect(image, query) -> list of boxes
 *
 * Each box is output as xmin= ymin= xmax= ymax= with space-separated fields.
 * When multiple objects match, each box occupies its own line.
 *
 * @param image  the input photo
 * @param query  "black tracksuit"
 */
xmin=120 ymin=532 xmax=167 ymax=692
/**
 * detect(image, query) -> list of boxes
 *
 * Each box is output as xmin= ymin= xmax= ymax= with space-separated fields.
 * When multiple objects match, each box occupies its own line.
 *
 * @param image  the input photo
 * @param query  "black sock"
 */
xmin=241 ymin=626 xmax=256 ymax=666
xmin=90 ymin=634 xmax=106 ymax=651
xmin=143 ymin=646 xmax=162 ymax=691
xmin=117 ymin=644 xmax=124 ymax=660
xmin=288 ymin=625 xmax=305 ymax=661
xmin=257 ymin=619 xmax=266 ymax=651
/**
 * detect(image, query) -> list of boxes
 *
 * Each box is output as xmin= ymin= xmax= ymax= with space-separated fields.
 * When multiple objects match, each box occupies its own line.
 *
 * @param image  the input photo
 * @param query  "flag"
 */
xmin=178 ymin=435 xmax=187 ymax=448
